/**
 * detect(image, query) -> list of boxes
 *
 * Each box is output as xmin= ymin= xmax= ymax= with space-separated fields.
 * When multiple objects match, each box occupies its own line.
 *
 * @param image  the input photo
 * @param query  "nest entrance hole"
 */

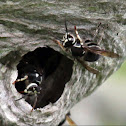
xmin=15 ymin=47 xmax=73 ymax=108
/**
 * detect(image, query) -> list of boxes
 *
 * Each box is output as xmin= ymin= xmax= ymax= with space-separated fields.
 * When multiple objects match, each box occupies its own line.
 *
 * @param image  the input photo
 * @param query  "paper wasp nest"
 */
xmin=0 ymin=0 xmax=126 ymax=126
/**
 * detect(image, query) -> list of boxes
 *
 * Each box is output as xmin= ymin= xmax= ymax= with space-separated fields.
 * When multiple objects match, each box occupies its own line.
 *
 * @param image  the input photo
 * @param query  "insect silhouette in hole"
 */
xmin=53 ymin=21 xmax=119 ymax=74
xmin=13 ymin=65 xmax=43 ymax=112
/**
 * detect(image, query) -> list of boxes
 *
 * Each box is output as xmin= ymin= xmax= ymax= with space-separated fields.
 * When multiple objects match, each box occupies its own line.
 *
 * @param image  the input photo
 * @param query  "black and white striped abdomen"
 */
xmin=84 ymin=42 xmax=101 ymax=62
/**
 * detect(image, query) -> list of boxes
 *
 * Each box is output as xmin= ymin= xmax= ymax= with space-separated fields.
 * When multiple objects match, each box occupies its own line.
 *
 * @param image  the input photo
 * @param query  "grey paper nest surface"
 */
xmin=0 ymin=0 xmax=126 ymax=126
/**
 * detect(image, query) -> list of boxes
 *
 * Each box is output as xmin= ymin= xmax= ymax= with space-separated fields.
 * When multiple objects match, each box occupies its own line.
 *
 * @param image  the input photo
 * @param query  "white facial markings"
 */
xmin=62 ymin=32 xmax=76 ymax=47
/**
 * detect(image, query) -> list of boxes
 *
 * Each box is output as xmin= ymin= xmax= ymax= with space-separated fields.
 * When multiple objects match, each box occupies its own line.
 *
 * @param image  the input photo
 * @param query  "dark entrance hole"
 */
xmin=15 ymin=47 xmax=73 ymax=108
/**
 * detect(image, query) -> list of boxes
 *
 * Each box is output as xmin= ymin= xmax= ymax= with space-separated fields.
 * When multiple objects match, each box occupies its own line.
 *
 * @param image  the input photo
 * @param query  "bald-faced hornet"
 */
xmin=53 ymin=22 xmax=119 ymax=74
xmin=13 ymin=47 xmax=69 ymax=112
xmin=13 ymin=65 xmax=43 ymax=112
